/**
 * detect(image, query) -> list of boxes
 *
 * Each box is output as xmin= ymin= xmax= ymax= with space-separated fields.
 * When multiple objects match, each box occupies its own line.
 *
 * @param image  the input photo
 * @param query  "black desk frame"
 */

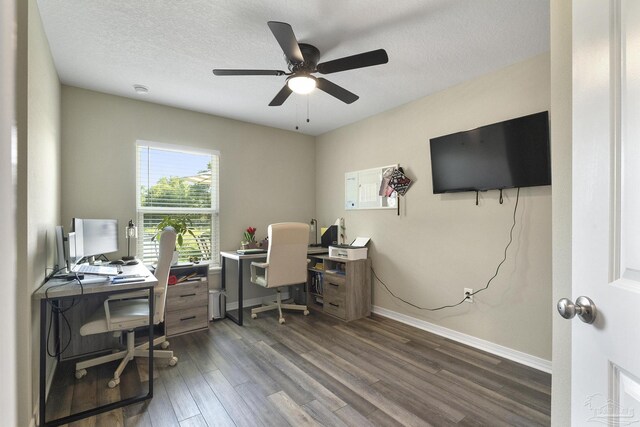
xmin=221 ymin=255 xmax=245 ymax=325
xmin=220 ymin=248 xmax=327 ymax=326
xmin=39 ymin=284 xmax=155 ymax=427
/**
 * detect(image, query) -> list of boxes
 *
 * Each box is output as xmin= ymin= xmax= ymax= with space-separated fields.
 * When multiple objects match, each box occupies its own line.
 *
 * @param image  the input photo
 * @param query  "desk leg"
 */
xmin=221 ymin=256 xmax=226 ymax=293
xmin=148 ymin=286 xmax=154 ymax=398
xmin=222 ymin=257 xmax=243 ymax=326
xmin=39 ymin=299 xmax=46 ymax=426
xmin=237 ymin=259 xmax=243 ymax=326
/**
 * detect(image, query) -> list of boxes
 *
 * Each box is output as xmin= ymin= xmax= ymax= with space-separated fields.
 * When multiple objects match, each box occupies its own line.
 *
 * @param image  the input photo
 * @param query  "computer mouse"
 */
xmin=125 ymin=259 xmax=139 ymax=266
xmin=110 ymin=260 xmax=125 ymax=265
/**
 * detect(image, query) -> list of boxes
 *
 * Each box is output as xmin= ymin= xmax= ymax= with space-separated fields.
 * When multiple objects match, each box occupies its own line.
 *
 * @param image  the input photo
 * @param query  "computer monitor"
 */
xmin=55 ymin=225 xmax=67 ymax=272
xmin=72 ymin=218 xmax=119 ymax=263
xmin=68 ymin=232 xmax=79 ymax=268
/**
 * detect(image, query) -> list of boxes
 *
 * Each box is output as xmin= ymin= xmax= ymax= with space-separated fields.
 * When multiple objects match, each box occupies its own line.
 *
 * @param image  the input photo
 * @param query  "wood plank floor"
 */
xmin=46 ymin=310 xmax=551 ymax=426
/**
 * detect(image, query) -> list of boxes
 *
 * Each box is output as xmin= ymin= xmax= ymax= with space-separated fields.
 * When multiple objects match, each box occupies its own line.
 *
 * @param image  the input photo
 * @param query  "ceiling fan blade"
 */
xmin=316 ymin=78 xmax=359 ymax=104
xmin=267 ymin=21 xmax=304 ymax=64
xmin=212 ymin=69 xmax=285 ymax=76
xmin=269 ymin=85 xmax=293 ymax=106
xmin=316 ymin=49 xmax=389 ymax=74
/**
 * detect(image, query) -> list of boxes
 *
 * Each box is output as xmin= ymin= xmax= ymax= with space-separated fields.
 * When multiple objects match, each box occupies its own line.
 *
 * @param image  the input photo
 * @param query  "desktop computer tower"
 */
xmin=209 ymin=289 xmax=226 ymax=320
xmin=291 ymin=283 xmax=307 ymax=305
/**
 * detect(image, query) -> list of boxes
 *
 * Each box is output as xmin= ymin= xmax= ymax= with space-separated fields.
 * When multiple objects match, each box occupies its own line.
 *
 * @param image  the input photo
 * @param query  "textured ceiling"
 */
xmin=36 ymin=0 xmax=549 ymax=136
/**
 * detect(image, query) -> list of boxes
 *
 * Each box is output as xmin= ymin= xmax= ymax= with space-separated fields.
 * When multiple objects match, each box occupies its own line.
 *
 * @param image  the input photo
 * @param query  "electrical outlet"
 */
xmin=464 ymin=288 xmax=474 ymax=303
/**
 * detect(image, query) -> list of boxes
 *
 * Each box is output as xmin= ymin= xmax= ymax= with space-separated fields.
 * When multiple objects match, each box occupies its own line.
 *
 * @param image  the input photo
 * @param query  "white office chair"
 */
xmin=250 ymin=222 xmax=310 ymax=324
xmin=74 ymin=227 xmax=178 ymax=388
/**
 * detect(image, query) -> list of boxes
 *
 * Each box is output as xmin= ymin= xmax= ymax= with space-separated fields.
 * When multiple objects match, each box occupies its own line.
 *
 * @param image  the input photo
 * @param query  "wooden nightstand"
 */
xmin=165 ymin=263 xmax=209 ymax=337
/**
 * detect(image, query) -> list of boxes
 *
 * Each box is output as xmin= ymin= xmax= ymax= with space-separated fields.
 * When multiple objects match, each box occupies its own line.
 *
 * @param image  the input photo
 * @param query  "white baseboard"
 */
xmin=225 ymin=291 xmax=290 ymax=311
xmin=372 ymin=305 xmax=552 ymax=374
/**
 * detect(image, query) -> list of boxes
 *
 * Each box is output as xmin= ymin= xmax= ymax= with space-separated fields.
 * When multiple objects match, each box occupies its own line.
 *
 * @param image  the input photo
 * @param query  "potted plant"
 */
xmin=155 ymin=215 xmax=196 ymax=265
xmin=241 ymin=226 xmax=258 ymax=249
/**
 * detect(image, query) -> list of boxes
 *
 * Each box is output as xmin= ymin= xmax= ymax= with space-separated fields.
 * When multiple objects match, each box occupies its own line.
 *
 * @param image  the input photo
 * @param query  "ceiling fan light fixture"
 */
xmin=287 ymin=74 xmax=317 ymax=94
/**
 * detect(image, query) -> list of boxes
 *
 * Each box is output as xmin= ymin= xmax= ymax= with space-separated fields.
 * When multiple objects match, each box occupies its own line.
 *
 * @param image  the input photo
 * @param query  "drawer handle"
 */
xmin=329 ymin=302 xmax=340 ymax=307
xmin=329 ymin=283 xmax=339 ymax=287
xmin=180 ymin=315 xmax=197 ymax=321
xmin=180 ymin=293 xmax=197 ymax=298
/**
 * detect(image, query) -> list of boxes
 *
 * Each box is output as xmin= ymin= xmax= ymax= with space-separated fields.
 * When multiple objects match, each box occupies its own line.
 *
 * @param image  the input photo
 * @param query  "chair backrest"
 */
xmin=264 ymin=222 xmax=310 ymax=288
xmin=154 ymin=226 xmax=177 ymax=323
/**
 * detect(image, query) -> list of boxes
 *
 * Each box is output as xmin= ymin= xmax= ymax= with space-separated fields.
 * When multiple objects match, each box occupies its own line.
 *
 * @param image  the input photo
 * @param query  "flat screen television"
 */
xmin=429 ymin=111 xmax=551 ymax=194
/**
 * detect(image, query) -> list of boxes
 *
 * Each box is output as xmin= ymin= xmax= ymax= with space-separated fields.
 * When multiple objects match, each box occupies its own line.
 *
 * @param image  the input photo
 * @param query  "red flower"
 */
xmin=243 ymin=226 xmax=257 ymax=243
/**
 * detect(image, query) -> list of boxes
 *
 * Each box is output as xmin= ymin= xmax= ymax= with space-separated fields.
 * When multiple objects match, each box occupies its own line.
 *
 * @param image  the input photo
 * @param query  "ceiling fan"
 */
xmin=212 ymin=21 xmax=389 ymax=106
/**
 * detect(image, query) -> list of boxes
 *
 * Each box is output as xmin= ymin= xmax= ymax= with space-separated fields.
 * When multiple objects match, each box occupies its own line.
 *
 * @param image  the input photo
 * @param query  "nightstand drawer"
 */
xmin=165 ymin=306 xmax=208 ymax=336
xmin=324 ymin=280 xmax=346 ymax=300
xmin=166 ymin=280 xmax=208 ymax=312
xmin=323 ymin=295 xmax=346 ymax=320
xmin=324 ymin=272 xmax=346 ymax=286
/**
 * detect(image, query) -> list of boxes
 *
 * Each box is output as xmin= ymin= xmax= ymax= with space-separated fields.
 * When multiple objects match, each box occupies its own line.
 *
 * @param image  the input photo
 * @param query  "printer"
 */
xmin=329 ymin=237 xmax=371 ymax=260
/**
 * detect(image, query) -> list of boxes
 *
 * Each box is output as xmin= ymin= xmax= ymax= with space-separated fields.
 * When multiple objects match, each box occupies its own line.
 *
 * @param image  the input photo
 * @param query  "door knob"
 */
xmin=557 ymin=296 xmax=597 ymax=324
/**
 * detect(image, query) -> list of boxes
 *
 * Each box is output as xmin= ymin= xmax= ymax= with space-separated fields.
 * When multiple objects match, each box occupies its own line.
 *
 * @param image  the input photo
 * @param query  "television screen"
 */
xmin=429 ymin=111 xmax=551 ymax=194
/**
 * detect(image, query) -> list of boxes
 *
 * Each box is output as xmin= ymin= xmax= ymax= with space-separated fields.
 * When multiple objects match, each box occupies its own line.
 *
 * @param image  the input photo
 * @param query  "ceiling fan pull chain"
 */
xmin=307 ymin=96 xmax=310 ymax=123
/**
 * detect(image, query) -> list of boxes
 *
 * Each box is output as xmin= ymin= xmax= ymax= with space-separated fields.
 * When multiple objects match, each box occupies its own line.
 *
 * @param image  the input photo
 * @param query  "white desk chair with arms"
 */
xmin=75 ymin=227 xmax=178 ymax=388
xmin=250 ymin=222 xmax=310 ymax=324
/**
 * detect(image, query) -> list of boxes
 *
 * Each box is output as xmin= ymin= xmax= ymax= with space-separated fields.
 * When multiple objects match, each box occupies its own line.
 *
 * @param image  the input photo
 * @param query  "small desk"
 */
xmin=220 ymin=247 xmax=327 ymax=326
xmin=33 ymin=263 xmax=157 ymax=427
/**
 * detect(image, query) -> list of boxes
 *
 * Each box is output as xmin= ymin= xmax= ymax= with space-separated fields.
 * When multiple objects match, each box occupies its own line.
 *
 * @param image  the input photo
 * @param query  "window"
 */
xmin=136 ymin=142 xmax=219 ymax=266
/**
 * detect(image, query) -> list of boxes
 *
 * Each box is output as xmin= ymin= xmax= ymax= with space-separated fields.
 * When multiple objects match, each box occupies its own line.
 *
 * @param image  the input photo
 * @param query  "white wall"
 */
xmin=16 ymin=0 xmax=61 ymax=424
xmin=0 ymin=0 xmax=18 ymax=424
xmin=316 ymin=54 xmax=552 ymax=360
xmin=550 ymin=0 xmax=572 ymax=424
xmin=60 ymin=86 xmax=316 ymax=301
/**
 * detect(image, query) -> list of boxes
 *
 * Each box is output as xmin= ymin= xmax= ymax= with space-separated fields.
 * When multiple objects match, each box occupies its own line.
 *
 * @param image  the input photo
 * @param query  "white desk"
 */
xmin=33 ymin=263 xmax=157 ymax=426
xmin=220 ymin=246 xmax=328 ymax=325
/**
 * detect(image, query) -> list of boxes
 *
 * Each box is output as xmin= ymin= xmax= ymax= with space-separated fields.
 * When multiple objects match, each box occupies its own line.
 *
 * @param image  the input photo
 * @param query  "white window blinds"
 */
xmin=136 ymin=143 xmax=219 ymax=266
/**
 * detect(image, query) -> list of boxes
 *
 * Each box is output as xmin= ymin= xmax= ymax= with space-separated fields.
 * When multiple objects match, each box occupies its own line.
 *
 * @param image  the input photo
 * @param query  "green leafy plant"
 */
xmin=155 ymin=215 xmax=196 ymax=247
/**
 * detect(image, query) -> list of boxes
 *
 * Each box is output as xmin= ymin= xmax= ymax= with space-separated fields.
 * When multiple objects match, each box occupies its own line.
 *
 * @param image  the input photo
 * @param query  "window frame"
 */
xmin=135 ymin=140 xmax=220 ymax=267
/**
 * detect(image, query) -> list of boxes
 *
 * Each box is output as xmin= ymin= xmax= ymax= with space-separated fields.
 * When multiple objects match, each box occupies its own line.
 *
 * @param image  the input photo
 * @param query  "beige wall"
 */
xmin=316 ymin=54 xmax=552 ymax=360
xmin=16 ymin=0 xmax=61 ymax=424
xmin=60 ymin=86 xmax=316 ymax=301
xmin=550 ymin=0 xmax=572 ymax=424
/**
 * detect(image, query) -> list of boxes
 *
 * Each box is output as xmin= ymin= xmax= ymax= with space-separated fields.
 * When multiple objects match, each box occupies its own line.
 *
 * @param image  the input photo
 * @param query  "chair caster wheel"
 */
xmin=108 ymin=378 xmax=120 ymax=388
xmin=303 ymin=310 xmax=309 ymax=316
xmin=251 ymin=313 xmax=257 ymax=319
xmin=169 ymin=356 xmax=178 ymax=366
xmin=278 ymin=318 xmax=285 ymax=324
xmin=75 ymin=369 xmax=87 ymax=379
xmin=161 ymin=341 xmax=170 ymax=349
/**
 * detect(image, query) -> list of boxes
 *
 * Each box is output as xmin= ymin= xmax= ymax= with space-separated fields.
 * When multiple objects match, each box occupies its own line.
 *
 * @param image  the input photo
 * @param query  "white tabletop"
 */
xmin=220 ymin=246 xmax=328 ymax=261
xmin=33 ymin=263 xmax=158 ymax=300
xmin=220 ymin=251 xmax=268 ymax=261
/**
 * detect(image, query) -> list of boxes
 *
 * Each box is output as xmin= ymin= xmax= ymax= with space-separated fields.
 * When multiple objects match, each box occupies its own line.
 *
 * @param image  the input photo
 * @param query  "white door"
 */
xmin=567 ymin=0 xmax=640 ymax=424
xmin=0 ymin=0 xmax=17 ymax=424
